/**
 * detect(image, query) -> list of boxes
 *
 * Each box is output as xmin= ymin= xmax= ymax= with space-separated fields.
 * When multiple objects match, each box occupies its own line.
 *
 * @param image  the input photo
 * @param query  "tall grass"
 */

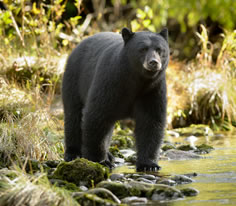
xmin=168 ymin=26 xmax=236 ymax=130
xmin=0 ymin=169 xmax=78 ymax=206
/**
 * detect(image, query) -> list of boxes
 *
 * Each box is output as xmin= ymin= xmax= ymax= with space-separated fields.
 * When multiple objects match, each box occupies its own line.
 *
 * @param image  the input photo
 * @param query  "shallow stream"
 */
xmin=114 ymin=132 xmax=236 ymax=206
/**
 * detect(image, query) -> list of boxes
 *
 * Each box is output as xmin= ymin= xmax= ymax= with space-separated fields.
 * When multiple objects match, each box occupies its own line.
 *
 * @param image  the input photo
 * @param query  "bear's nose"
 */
xmin=148 ymin=60 xmax=158 ymax=67
xmin=148 ymin=60 xmax=162 ymax=70
xmin=148 ymin=59 xmax=158 ymax=67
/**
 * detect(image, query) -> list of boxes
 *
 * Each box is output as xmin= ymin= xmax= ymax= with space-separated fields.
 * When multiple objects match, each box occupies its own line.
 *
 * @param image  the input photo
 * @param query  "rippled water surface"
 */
xmin=115 ymin=132 xmax=236 ymax=206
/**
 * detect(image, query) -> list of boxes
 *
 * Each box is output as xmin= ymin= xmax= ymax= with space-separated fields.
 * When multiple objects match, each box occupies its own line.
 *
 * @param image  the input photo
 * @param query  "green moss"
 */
xmin=177 ymin=145 xmax=194 ymax=151
xmin=109 ymin=146 xmax=124 ymax=158
xmin=111 ymin=135 xmax=134 ymax=149
xmin=147 ymin=184 xmax=183 ymax=200
xmin=50 ymin=179 xmax=80 ymax=192
xmin=180 ymin=187 xmax=199 ymax=196
xmin=74 ymin=193 xmax=118 ymax=206
xmin=174 ymin=124 xmax=214 ymax=137
xmin=162 ymin=144 xmax=176 ymax=151
xmin=51 ymin=158 xmax=109 ymax=187
xmin=196 ymin=144 xmax=214 ymax=153
xmin=97 ymin=181 xmax=141 ymax=199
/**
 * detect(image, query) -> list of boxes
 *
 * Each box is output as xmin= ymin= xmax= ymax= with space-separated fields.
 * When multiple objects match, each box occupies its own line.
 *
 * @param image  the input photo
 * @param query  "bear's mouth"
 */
xmin=142 ymin=67 xmax=160 ymax=78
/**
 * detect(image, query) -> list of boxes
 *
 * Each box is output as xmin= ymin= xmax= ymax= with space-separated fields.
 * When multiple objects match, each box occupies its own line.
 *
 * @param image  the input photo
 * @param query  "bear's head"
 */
xmin=121 ymin=27 xmax=169 ymax=79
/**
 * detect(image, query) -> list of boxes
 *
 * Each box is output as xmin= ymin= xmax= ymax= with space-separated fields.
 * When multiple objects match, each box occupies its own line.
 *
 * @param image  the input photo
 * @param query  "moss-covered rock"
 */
xmin=177 ymin=145 xmax=195 ymax=151
xmin=97 ymin=181 xmax=141 ymax=199
xmin=73 ymin=188 xmax=121 ymax=204
xmin=73 ymin=193 xmax=118 ymax=206
xmin=110 ymin=136 xmax=134 ymax=149
xmin=180 ymin=187 xmax=199 ymax=196
xmin=150 ymin=185 xmax=183 ymax=201
xmin=125 ymin=154 xmax=137 ymax=164
xmin=51 ymin=158 xmax=109 ymax=187
xmin=171 ymin=175 xmax=194 ymax=184
xmin=162 ymin=144 xmax=176 ymax=151
xmin=109 ymin=146 xmax=124 ymax=158
xmin=174 ymin=124 xmax=214 ymax=137
xmin=196 ymin=144 xmax=214 ymax=154
xmin=50 ymin=179 xmax=80 ymax=192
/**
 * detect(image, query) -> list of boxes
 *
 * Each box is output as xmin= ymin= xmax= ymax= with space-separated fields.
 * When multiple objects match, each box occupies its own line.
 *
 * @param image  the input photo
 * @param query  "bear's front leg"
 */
xmin=134 ymin=84 xmax=167 ymax=172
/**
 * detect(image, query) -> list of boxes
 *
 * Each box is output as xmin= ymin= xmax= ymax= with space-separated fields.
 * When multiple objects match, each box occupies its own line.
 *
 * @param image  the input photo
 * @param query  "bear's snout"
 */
xmin=147 ymin=59 xmax=162 ymax=71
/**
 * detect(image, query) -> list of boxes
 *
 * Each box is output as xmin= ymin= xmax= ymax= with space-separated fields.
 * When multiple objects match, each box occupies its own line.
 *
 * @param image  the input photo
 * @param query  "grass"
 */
xmin=0 ymin=169 xmax=78 ymax=206
xmin=167 ymin=25 xmax=236 ymax=130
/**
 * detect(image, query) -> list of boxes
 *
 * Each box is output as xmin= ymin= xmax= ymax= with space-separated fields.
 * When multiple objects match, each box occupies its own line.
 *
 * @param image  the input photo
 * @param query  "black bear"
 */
xmin=62 ymin=27 xmax=169 ymax=171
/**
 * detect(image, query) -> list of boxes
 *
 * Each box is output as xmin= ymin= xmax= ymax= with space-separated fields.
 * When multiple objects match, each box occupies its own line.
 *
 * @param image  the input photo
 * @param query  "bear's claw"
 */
xmin=136 ymin=163 xmax=161 ymax=172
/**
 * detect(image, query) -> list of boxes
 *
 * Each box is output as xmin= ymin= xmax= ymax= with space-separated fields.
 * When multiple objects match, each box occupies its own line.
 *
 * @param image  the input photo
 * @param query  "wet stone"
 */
xmin=110 ymin=173 xmax=125 ymax=181
xmin=136 ymin=177 xmax=155 ymax=184
xmin=164 ymin=149 xmax=202 ymax=160
xmin=181 ymin=187 xmax=199 ymax=196
xmin=140 ymin=174 xmax=157 ymax=181
xmin=171 ymin=175 xmax=194 ymax=184
xmin=158 ymin=179 xmax=176 ymax=186
xmin=121 ymin=196 xmax=148 ymax=204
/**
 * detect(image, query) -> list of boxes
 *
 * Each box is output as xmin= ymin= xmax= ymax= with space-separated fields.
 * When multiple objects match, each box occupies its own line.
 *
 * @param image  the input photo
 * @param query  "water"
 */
xmin=115 ymin=132 xmax=236 ymax=206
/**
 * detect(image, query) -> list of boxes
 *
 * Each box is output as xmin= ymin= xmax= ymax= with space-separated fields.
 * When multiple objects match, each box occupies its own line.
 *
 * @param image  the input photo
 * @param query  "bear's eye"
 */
xmin=155 ymin=47 xmax=162 ymax=53
xmin=139 ymin=47 xmax=148 ymax=53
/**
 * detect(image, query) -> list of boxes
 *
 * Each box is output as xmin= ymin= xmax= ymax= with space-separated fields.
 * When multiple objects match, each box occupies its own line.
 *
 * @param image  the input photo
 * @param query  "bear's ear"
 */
xmin=121 ymin=27 xmax=134 ymax=44
xmin=159 ymin=28 xmax=168 ymax=42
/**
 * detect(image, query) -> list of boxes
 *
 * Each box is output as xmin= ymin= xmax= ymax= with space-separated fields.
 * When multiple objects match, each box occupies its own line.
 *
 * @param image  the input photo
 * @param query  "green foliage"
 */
xmin=131 ymin=0 xmax=236 ymax=31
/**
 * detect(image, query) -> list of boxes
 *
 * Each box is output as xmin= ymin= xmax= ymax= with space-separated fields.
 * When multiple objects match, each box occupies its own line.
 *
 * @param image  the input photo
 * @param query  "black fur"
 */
xmin=62 ymin=28 xmax=169 ymax=171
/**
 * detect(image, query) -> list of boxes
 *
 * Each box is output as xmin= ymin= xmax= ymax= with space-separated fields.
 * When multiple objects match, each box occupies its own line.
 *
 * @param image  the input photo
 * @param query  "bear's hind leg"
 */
xmin=82 ymin=107 xmax=115 ymax=167
xmin=63 ymin=100 xmax=83 ymax=162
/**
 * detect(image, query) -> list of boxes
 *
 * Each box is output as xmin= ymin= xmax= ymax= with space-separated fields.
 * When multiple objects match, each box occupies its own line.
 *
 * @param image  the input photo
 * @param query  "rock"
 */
xmin=110 ymin=173 xmax=125 ymax=181
xmin=162 ymin=144 xmax=176 ymax=151
xmin=140 ymin=174 xmax=157 ymax=181
xmin=125 ymin=154 xmax=137 ymax=164
xmin=181 ymin=187 xmax=199 ymax=196
xmin=164 ymin=149 xmax=202 ymax=160
xmin=73 ymin=193 xmax=118 ymax=206
xmin=183 ymin=173 xmax=198 ymax=178
xmin=49 ymin=179 xmax=79 ymax=191
xmin=173 ymin=124 xmax=214 ymax=137
xmin=119 ymin=149 xmax=136 ymax=158
xmin=121 ymin=196 xmax=148 ymax=204
xmin=96 ymin=181 xmax=141 ymax=199
xmin=79 ymin=185 xmax=88 ymax=191
xmin=151 ymin=186 xmax=184 ymax=201
xmin=128 ymin=180 xmax=155 ymax=194
xmin=109 ymin=146 xmax=124 ymax=158
xmin=196 ymin=144 xmax=214 ymax=154
xmin=158 ymin=179 xmax=176 ymax=186
xmin=110 ymin=136 xmax=134 ymax=149
xmin=136 ymin=177 xmax=155 ymax=184
xmin=73 ymin=188 xmax=121 ymax=204
xmin=114 ymin=157 xmax=125 ymax=164
xmin=171 ymin=175 xmax=194 ymax=184
xmin=51 ymin=158 xmax=109 ymax=187
xmin=177 ymin=145 xmax=195 ymax=151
